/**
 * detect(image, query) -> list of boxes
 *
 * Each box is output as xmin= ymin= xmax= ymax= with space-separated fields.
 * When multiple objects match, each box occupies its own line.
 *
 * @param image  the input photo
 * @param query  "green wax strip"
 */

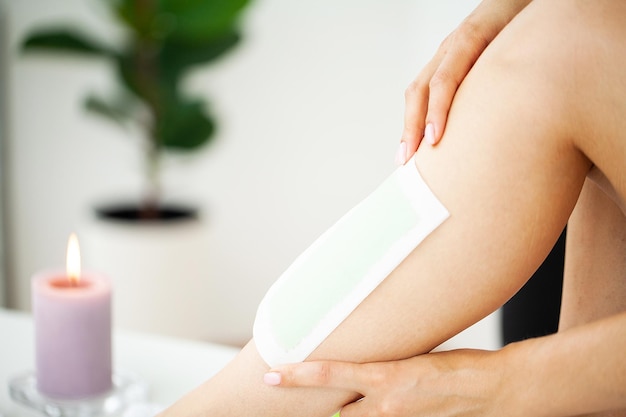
xmin=268 ymin=172 xmax=418 ymax=350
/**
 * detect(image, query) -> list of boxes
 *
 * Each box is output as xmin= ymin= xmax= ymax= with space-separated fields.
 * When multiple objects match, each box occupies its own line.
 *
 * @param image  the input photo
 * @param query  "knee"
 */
xmin=490 ymin=0 xmax=624 ymax=82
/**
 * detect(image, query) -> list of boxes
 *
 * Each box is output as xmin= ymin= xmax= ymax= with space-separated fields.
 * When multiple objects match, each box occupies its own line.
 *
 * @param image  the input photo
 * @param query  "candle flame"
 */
xmin=66 ymin=233 xmax=81 ymax=285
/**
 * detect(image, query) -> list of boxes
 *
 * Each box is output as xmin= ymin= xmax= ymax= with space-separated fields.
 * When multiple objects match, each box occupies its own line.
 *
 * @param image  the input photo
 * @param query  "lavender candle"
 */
xmin=32 ymin=234 xmax=112 ymax=399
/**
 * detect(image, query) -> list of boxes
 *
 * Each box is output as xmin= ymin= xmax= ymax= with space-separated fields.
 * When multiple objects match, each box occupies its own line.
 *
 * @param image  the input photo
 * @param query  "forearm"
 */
xmin=504 ymin=311 xmax=626 ymax=416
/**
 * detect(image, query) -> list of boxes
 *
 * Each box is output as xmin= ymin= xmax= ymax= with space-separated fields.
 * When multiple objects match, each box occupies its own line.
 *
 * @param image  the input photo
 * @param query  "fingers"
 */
xmin=398 ymin=55 xmax=442 ymax=165
xmin=263 ymin=361 xmax=372 ymax=394
xmin=424 ymin=26 xmax=487 ymax=147
xmin=399 ymin=72 xmax=430 ymax=163
xmin=264 ymin=362 xmax=377 ymax=417
xmin=423 ymin=65 xmax=458 ymax=147
xmin=337 ymin=397 xmax=371 ymax=417
xmin=398 ymin=44 xmax=459 ymax=164
xmin=398 ymin=20 xmax=492 ymax=164
xmin=423 ymin=49 xmax=475 ymax=147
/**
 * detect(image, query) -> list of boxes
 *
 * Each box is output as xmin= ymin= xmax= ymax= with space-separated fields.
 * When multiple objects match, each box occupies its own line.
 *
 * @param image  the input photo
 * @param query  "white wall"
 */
xmin=3 ymin=0 xmax=496 ymax=348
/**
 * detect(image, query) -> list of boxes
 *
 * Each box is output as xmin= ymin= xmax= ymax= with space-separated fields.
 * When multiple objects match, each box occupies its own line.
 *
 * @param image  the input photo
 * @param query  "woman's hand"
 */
xmin=397 ymin=0 xmax=532 ymax=164
xmin=264 ymin=349 xmax=516 ymax=417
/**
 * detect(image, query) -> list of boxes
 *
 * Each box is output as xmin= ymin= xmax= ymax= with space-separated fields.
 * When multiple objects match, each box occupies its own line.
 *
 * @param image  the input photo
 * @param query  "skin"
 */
xmin=397 ymin=0 xmax=532 ymax=160
xmin=271 ymin=1 xmax=626 ymax=415
xmin=159 ymin=0 xmax=626 ymax=415
xmin=270 ymin=181 xmax=626 ymax=417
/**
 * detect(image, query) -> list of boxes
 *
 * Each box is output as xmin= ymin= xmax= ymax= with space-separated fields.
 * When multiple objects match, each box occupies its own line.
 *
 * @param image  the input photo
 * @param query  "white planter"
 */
xmin=79 ymin=208 xmax=213 ymax=340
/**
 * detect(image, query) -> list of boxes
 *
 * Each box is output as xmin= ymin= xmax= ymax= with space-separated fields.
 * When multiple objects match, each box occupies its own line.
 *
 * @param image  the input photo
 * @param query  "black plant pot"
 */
xmin=94 ymin=203 xmax=199 ymax=223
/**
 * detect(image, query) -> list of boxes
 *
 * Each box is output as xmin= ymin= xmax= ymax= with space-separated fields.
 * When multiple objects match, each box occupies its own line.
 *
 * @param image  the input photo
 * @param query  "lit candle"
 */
xmin=32 ymin=233 xmax=112 ymax=399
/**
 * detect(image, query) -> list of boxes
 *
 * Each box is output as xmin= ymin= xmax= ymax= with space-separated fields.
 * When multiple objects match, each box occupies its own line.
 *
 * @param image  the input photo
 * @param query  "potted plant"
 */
xmin=22 ymin=0 xmax=250 ymax=219
xmin=21 ymin=0 xmax=251 ymax=340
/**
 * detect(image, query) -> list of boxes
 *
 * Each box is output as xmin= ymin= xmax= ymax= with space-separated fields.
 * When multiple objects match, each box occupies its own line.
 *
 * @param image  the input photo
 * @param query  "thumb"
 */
xmin=264 ymin=361 xmax=370 ymax=394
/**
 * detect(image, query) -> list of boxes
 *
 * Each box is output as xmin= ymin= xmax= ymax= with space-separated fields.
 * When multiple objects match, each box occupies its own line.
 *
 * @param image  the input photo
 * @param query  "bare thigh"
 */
xmin=561 ymin=180 xmax=626 ymax=417
xmin=562 ymin=179 xmax=626 ymax=330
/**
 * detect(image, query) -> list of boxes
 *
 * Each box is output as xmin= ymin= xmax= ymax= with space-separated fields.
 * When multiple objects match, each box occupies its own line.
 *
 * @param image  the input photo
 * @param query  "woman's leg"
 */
xmin=560 ymin=178 xmax=626 ymax=417
xmin=561 ymin=178 xmax=626 ymax=331
xmin=160 ymin=1 xmax=626 ymax=416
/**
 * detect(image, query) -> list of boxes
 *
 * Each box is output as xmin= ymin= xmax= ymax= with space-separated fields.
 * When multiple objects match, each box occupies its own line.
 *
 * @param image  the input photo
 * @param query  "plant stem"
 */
xmin=143 ymin=136 xmax=161 ymax=217
xmin=134 ymin=0 xmax=163 ymax=216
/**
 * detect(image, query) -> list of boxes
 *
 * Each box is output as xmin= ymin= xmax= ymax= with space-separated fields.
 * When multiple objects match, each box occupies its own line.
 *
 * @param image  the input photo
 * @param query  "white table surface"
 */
xmin=0 ymin=308 xmax=239 ymax=417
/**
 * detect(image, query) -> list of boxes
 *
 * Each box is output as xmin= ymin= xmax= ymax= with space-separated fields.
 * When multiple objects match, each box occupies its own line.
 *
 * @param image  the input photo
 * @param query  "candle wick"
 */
xmin=69 ymin=276 xmax=79 ymax=287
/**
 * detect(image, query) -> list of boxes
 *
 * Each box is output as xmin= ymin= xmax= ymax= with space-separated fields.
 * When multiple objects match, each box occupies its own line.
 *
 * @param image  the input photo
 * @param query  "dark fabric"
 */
xmin=501 ymin=229 xmax=566 ymax=345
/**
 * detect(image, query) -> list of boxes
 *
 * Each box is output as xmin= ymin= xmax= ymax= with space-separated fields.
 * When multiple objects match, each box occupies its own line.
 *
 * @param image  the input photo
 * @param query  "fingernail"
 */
xmin=263 ymin=372 xmax=281 ymax=386
xmin=425 ymin=123 xmax=436 ymax=145
xmin=394 ymin=141 xmax=407 ymax=166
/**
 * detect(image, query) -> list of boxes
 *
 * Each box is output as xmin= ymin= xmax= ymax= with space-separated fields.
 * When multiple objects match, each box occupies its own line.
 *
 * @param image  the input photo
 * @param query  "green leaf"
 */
xmin=156 ymin=99 xmax=215 ymax=151
xmin=109 ymin=0 xmax=250 ymax=42
xmin=109 ymin=0 xmax=139 ymax=30
xmin=22 ymin=28 xmax=114 ymax=57
xmin=160 ymin=29 xmax=240 ymax=80
xmin=159 ymin=0 xmax=251 ymax=42
xmin=109 ymin=0 xmax=160 ymax=38
xmin=84 ymin=93 xmax=135 ymax=127
xmin=115 ymin=49 xmax=142 ymax=98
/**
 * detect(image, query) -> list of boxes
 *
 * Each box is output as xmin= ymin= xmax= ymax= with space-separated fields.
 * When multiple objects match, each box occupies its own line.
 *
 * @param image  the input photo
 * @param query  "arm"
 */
xmin=265 ymin=310 xmax=626 ymax=417
xmin=510 ymin=311 xmax=626 ymax=416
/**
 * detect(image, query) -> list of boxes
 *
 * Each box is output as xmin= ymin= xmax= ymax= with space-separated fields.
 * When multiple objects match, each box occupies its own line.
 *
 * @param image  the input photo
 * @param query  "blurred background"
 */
xmin=0 ymin=0 xmax=502 ymax=348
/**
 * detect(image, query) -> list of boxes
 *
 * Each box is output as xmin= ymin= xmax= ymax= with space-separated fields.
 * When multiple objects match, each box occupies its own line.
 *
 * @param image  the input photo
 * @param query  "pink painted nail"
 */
xmin=263 ymin=372 xmax=282 ymax=386
xmin=425 ymin=123 xmax=436 ymax=145
xmin=395 ymin=141 xmax=407 ymax=166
